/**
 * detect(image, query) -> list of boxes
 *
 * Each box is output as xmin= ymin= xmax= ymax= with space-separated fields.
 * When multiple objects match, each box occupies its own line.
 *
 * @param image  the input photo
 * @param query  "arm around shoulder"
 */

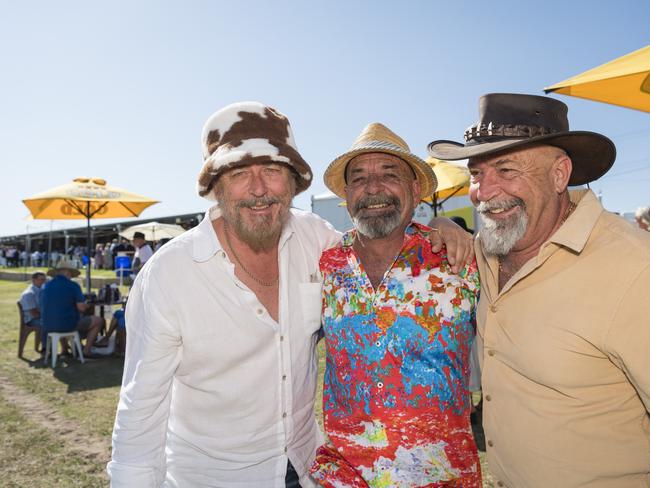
xmin=428 ymin=216 xmax=475 ymax=273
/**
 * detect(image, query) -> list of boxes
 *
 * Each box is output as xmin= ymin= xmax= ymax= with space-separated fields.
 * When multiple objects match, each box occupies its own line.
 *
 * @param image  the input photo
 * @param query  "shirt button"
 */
xmin=282 ymin=412 xmax=287 ymax=418
xmin=284 ymin=446 xmax=288 ymax=453
xmin=487 ymin=440 xmax=494 ymax=447
xmin=497 ymin=482 xmax=504 ymax=487
xmin=377 ymin=381 xmax=384 ymax=389
xmin=485 ymin=394 xmax=492 ymax=401
xmin=280 ymin=335 xmax=284 ymax=342
xmin=490 ymin=304 xmax=498 ymax=312
xmin=487 ymin=349 xmax=495 ymax=357
xmin=375 ymin=341 xmax=381 ymax=347
xmin=282 ymin=375 xmax=287 ymax=381
xmin=256 ymin=308 xmax=264 ymax=315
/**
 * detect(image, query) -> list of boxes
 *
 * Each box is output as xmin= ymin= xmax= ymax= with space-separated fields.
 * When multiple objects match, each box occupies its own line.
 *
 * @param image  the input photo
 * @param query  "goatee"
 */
xmin=351 ymin=194 xmax=402 ymax=239
xmin=477 ymin=197 xmax=528 ymax=256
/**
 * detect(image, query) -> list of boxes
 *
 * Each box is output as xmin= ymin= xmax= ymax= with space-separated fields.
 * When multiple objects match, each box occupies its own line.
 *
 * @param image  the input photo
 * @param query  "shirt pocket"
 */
xmin=298 ymin=282 xmax=323 ymax=335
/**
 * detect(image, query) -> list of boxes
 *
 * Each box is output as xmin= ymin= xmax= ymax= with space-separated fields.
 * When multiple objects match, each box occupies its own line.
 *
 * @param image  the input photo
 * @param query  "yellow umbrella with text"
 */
xmin=23 ymin=177 xmax=159 ymax=292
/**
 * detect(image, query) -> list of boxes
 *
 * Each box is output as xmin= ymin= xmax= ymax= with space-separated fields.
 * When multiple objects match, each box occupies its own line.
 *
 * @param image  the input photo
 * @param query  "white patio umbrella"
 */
xmin=119 ymin=221 xmax=186 ymax=241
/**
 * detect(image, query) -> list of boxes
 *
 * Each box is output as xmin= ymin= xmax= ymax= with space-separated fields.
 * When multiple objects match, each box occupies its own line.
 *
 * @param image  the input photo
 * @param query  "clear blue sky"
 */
xmin=2 ymin=0 xmax=649 ymax=237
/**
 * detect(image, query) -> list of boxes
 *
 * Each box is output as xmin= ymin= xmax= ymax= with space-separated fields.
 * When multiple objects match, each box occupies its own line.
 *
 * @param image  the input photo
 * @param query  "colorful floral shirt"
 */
xmin=311 ymin=223 xmax=481 ymax=488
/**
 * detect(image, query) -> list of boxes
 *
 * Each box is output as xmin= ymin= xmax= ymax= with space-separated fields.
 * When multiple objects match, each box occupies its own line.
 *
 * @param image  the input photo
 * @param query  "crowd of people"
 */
xmin=2 ymin=239 xmax=129 ymax=270
xmin=2 ymin=234 xmax=170 ymax=272
xmin=1 ymin=246 xmax=44 ymax=268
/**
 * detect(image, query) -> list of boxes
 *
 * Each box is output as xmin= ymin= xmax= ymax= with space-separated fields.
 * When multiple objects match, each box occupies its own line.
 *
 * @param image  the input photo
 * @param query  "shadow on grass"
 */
xmin=25 ymin=355 xmax=124 ymax=393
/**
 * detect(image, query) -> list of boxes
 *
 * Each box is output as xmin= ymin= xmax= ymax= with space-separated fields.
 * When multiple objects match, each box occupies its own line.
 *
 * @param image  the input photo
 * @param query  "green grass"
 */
xmin=0 ymin=279 xmax=121 ymax=486
xmin=0 ymin=278 xmax=493 ymax=485
xmin=0 ymin=397 xmax=106 ymax=487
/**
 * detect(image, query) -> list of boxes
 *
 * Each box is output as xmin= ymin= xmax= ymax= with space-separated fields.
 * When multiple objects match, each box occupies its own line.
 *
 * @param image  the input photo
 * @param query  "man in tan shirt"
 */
xmin=429 ymin=93 xmax=650 ymax=487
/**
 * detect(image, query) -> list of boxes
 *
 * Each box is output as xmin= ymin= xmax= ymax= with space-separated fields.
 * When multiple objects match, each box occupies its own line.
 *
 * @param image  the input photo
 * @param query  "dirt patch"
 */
xmin=0 ymin=373 xmax=110 ymax=463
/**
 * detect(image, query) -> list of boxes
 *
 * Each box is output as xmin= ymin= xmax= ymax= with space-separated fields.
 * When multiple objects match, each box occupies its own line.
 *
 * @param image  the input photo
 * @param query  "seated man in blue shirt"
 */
xmin=41 ymin=257 xmax=105 ymax=357
xmin=20 ymin=271 xmax=47 ymax=331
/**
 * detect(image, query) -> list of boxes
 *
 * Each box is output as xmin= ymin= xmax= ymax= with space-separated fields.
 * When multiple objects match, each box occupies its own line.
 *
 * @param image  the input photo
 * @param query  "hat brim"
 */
xmin=428 ymin=131 xmax=615 ymax=186
xmin=324 ymin=146 xmax=437 ymax=200
xmin=47 ymin=267 xmax=80 ymax=278
xmin=197 ymin=150 xmax=313 ymax=201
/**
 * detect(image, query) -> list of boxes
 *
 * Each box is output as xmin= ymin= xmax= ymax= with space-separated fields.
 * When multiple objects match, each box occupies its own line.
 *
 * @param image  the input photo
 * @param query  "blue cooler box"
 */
xmin=115 ymin=255 xmax=132 ymax=277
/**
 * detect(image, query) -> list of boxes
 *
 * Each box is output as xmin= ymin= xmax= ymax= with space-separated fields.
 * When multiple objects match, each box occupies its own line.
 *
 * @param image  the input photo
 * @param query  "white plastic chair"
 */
xmin=44 ymin=331 xmax=85 ymax=368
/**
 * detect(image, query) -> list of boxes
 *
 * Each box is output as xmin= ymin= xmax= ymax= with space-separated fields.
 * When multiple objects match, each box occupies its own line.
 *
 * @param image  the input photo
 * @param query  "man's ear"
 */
xmin=412 ymin=179 xmax=421 ymax=203
xmin=552 ymin=154 xmax=572 ymax=194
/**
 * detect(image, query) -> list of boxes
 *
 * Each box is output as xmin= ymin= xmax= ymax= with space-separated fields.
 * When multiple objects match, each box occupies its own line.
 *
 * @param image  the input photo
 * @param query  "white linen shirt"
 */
xmin=108 ymin=206 xmax=340 ymax=488
xmin=134 ymin=243 xmax=154 ymax=265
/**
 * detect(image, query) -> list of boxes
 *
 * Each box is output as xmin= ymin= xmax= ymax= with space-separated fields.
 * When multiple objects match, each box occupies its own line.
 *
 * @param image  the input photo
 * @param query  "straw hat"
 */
xmin=197 ymin=101 xmax=313 ymax=200
xmin=47 ymin=256 xmax=80 ymax=278
xmin=428 ymin=93 xmax=616 ymax=185
xmin=324 ymin=123 xmax=437 ymax=199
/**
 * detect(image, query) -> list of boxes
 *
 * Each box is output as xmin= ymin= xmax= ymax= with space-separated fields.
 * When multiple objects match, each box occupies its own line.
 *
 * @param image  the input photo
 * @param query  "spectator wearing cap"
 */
xmin=108 ymin=101 xmax=473 ymax=487
xmin=130 ymin=231 xmax=153 ymax=276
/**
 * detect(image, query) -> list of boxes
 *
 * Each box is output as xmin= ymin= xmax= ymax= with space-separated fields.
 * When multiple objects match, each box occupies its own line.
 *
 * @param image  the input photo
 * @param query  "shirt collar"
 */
xmin=545 ymin=189 xmax=603 ymax=254
xmin=476 ymin=189 xmax=604 ymax=300
xmin=191 ymin=205 xmax=296 ymax=262
xmin=341 ymin=221 xmax=425 ymax=247
xmin=191 ymin=206 xmax=223 ymax=262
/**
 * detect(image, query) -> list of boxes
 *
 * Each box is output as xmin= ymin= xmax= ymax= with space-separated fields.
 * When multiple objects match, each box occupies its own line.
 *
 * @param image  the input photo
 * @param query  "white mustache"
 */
xmin=477 ymin=198 xmax=525 ymax=215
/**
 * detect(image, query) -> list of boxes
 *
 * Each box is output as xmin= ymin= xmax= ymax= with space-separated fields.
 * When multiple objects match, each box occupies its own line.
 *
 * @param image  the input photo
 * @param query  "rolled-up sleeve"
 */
xmin=108 ymin=265 xmax=183 ymax=487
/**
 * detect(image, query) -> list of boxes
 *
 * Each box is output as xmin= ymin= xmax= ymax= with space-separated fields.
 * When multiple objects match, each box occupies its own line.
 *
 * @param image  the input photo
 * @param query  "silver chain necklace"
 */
xmin=223 ymin=221 xmax=279 ymax=287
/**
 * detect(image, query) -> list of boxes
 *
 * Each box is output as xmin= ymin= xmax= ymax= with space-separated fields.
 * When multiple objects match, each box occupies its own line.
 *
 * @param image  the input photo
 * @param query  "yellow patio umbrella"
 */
xmin=422 ymin=157 xmax=470 ymax=215
xmin=23 ymin=177 xmax=159 ymax=292
xmin=544 ymin=45 xmax=650 ymax=112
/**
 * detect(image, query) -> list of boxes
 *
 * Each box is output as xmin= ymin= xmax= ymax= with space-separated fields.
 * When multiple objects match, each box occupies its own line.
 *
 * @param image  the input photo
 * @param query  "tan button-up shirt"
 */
xmin=475 ymin=189 xmax=650 ymax=487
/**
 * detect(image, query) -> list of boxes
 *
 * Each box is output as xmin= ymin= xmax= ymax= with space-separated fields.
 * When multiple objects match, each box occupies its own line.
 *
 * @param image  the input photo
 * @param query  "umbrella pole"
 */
xmin=47 ymin=220 xmax=53 ymax=267
xmin=86 ymin=213 xmax=91 ymax=294
xmin=433 ymin=195 xmax=438 ymax=217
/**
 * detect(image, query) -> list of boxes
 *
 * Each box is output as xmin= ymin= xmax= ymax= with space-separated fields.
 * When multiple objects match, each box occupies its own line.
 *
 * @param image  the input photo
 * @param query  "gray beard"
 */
xmin=477 ymin=198 xmax=528 ymax=256
xmin=351 ymin=195 xmax=402 ymax=239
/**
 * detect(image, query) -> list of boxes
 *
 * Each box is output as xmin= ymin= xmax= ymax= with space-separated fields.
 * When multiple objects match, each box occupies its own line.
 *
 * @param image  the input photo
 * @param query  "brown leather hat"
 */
xmin=427 ymin=93 xmax=616 ymax=185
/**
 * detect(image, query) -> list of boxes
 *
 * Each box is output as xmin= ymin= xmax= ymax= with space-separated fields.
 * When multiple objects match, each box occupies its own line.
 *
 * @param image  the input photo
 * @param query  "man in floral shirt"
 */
xmin=311 ymin=123 xmax=481 ymax=487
